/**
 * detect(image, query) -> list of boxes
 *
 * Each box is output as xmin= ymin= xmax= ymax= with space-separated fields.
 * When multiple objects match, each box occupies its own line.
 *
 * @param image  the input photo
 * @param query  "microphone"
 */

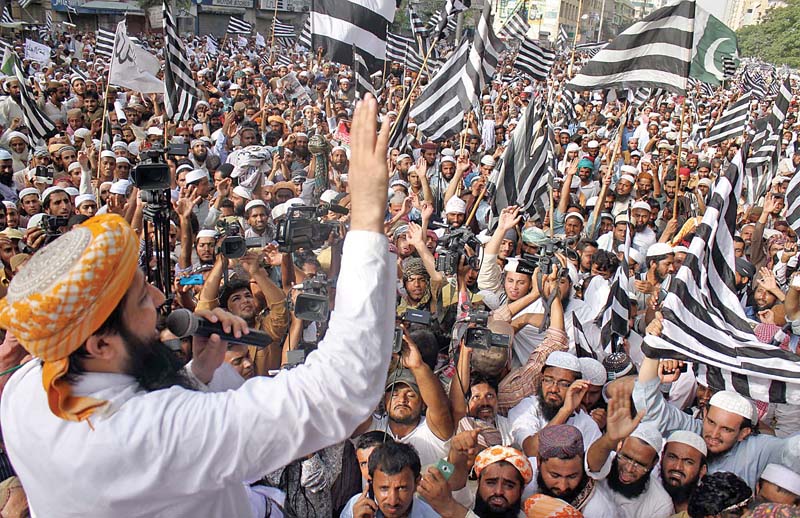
xmin=166 ymin=309 xmax=274 ymax=348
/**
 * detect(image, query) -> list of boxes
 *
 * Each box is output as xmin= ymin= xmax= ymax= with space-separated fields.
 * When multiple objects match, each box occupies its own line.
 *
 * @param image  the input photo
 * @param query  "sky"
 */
xmin=697 ymin=0 xmax=728 ymax=21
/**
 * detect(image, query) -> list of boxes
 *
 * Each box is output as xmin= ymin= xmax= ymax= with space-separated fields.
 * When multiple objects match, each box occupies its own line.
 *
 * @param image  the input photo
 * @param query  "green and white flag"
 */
xmin=0 ymin=46 xmax=12 ymax=76
xmin=690 ymin=8 xmax=738 ymax=85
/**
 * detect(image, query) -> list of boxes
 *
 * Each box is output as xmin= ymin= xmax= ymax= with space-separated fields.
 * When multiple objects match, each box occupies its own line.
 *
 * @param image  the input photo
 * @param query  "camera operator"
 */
xmin=0 ymin=94 xmax=396 ymax=517
xmin=397 ymin=222 xmax=446 ymax=317
xmin=197 ymin=250 xmax=288 ymax=375
xmin=22 ymin=186 xmax=72 ymax=252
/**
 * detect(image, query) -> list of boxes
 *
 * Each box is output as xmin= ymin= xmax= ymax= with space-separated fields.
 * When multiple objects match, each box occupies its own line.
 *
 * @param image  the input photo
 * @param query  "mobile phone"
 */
xmin=179 ymin=274 xmax=204 ymax=286
xmin=436 ymin=459 xmax=455 ymax=480
xmin=368 ymin=480 xmax=375 ymax=500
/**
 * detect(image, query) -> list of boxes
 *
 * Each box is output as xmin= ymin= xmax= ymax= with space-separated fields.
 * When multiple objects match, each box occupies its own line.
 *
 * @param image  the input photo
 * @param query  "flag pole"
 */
xmin=267 ymin=0 xmax=279 ymax=65
xmin=567 ymin=0 xmax=583 ymax=77
xmin=98 ymin=62 xmax=113 ymax=159
xmin=673 ymin=97 xmax=688 ymax=218
xmin=549 ymin=185 xmax=555 ymax=237
xmin=388 ymin=41 xmax=438 ymax=138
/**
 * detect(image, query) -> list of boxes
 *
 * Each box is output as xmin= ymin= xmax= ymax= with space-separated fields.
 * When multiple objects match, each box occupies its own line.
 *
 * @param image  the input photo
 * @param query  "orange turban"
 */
xmin=0 ymin=215 xmax=139 ymax=422
xmin=474 ymin=446 xmax=533 ymax=485
xmin=524 ymin=495 xmax=583 ymax=517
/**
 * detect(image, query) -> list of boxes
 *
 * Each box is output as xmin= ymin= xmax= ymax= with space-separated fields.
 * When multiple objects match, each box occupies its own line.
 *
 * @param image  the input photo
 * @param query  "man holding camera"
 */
xmin=0 ymin=94 xmax=396 ymax=517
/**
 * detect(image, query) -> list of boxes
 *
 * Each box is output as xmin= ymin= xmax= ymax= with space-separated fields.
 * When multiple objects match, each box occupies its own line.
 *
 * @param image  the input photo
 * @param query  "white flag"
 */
xmin=255 ymin=32 xmax=266 ymax=48
xmin=24 ymin=39 xmax=50 ymax=65
xmin=109 ymin=21 xmax=162 ymax=93
xmin=206 ymin=35 xmax=217 ymax=54
xmin=237 ymin=35 xmax=247 ymax=48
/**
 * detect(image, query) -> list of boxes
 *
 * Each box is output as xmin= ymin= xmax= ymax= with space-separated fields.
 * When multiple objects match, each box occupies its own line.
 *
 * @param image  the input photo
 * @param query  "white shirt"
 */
xmin=1 ymin=231 xmax=396 ymax=518
xmin=522 ymin=460 xmax=620 ymax=518
xmin=508 ymin=396 xmax=602 ymax=450
xmin=585 ymin=451 xmax=674 ymax=518
xmin=369 ymin=415 xmax=449 ymax=468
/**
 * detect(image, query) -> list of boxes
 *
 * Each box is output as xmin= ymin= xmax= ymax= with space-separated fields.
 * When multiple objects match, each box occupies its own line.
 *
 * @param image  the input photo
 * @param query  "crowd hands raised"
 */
xmin=0 ymin=26 xmax=794 ymax=518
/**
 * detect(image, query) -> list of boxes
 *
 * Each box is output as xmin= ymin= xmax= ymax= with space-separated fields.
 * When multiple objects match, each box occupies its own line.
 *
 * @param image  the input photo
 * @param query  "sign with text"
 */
xmin=24 ymin=39 xmax=50 ymax=64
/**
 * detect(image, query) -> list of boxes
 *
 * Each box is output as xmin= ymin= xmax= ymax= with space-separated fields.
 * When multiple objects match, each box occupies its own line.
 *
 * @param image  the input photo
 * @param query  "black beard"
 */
xmin=473 ymin=492 xmax=521 ymax=518
xmin=661 ymin=472 xmax=699 ymax=504
xmin=120 ymin=325 xmax=196 ymax=392
xmin=607 ymin=456 xmax=652 ymax=499
xmin=0 ymin=173 xmax=12 ymax=186
xmin=193 ymin=151 xmax=208 ymax=163
xmin=537 ymin=385 xmax=562 ymax=421
xmin=537 ymin=470 xmax=588 ymax=505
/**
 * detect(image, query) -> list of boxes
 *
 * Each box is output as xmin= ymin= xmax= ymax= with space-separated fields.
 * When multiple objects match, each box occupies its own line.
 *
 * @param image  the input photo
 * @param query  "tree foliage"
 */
xmin=737 ymin=0 xmax=800 ymax=68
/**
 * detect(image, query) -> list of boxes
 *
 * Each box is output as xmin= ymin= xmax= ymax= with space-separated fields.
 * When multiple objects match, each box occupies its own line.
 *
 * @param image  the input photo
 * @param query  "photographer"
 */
xmin=197 ymin=250 xmax=288 ymax=375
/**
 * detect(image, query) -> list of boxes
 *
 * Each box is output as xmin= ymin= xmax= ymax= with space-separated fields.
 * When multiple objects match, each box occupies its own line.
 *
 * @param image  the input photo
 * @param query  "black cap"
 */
xmin=735 ymin=257 xmax=756 ymax=280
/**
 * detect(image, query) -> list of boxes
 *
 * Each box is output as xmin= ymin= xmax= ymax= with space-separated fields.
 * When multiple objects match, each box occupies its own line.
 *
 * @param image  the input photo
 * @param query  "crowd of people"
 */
xmin=0 ymin=19 xmax=793 ymax=518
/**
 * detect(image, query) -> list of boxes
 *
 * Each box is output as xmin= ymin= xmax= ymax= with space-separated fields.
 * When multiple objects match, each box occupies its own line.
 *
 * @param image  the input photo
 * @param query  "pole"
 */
xmin=567 ymin=0 xmax=584 ymax=77
xmin=549 ymin=185 xmax=555 ymax=237
xmin=267 ymin=0 xmax=280 ymax=65
xmin=465 ymin=183 xmax=487 ymax=225
xmin=388 ymin=42 xmax=438 ymax=137
xmin=597 ymin=0 xmax=606 ymax=43
xmin=673 ymin=98 xmax=688 ymax=218
xmin=97 ymin=64 xmax=113 ymax=162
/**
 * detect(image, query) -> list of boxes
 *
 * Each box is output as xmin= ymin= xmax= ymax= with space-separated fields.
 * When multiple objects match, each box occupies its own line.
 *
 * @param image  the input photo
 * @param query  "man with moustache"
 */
xmin=660 ymin=431 xmax=708 ymax=517
xmin=508 ymin=351 xmax=601 ymax=457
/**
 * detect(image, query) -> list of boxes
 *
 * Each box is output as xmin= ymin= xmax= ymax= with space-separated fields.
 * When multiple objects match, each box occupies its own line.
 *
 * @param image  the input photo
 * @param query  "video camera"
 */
xmin=292 ymin=273 xmax=334 ymax=322
xmin=435 ymin=227 xmax=482 ymax=276
xmin=276 ymin=205 xmax=341 ymax=253
xmin=393 ymin=309 xmax=431 ymax=354
xmin=214 ymin=218 xmax=263 ymax=259
xmin=521 ymin=237 xmax=578 ymax=276
xmin=39 ymin=215 xmax=69 ymax=244
xmin=462 ymin=309 xmax=511 ymax=350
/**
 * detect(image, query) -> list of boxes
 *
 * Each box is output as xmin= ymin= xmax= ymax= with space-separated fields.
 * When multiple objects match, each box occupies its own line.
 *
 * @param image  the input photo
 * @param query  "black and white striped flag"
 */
xmin=299 ymin=16 xmax=311 ymax=49
xmin=309 ymin=0 xmax=394 ymax=73
xmin=742 ymin=67 xmax=767 ymax=99
xmin=514 ymin=38 xmax=555 ymax=82
xmin=408 ymin=2 xmax=428 ymax=52
xmin=568 ymin=1 xmax=694 ymax=94
xmin=163 ymin=1 xmax=198 ymax=122
xmin=703 ymin=91 xmax=752 ymax=146
xmin=96 ymin=28 xmax=115 ymax=57
xmin=595 ymin=216 xmax=631 ymax=350
xmin=429 ymin=0 xmax=466 ymax=42
xmin=573 ymin=41 xmax=607 ymax=57
xmin=554 ymin=92 xmax=577 ymax=126
xmin=18 ymin=0 xmax=31 ymax=9
xmin=722 ymin=56 xmax=737 ymax=79
xmin=574 ymin=314 xmax=599 ymax=360
xmin=556 ymin=25 xmax=568 ymax=52
xmin=492 ymin=98 xmax=553 ymax=219
xmin=386 ymin=31 xmax=413 ymax=63
xmin=498 ymin=7 xmax=529 ymax=41
xmin=227 ymin=16 xmax=252 ymax=34
xmin=69 ymin=66 xmax=88 ymax=81
xmin=1 ymin=5 xmax=13 ymax=23
xmin=745 ymin=76 xmax=791 ymax=198
xmin=45 ymin=11 xmax=52 ymax=32
xmin=643 ymin=152 xmax=800 ymax=404
xmin=353 ymin=47 xmax=376 ymax=99
xmin=273 ymin=18 xmax=296 ymax=48
xmin=408 ymin=38 xmax=470 ymax=140
xmin=12 ymin=55 xmax=56 ymax=140
xmin=786 ymin=171 xmax=800 ymax=235
xmin=388 ymin=96 xmax=411 ymax=153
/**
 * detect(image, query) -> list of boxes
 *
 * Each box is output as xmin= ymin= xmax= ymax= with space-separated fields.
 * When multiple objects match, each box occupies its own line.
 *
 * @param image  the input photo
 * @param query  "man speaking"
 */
xmin=0 ymin=95 xmax=395 ymax=517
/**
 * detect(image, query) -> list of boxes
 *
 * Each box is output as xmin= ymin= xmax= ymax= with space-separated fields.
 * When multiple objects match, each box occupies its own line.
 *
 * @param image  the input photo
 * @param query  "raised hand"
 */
xmin=349 ymin=94 xmax=391 ymax=233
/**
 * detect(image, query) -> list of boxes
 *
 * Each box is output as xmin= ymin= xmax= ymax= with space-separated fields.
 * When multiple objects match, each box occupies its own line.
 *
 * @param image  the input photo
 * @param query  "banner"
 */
xmin=24 ymin=39 xmax=50 ymax=64
xmin=108 ymin=21 xmax=162 ymax=93
xmin=279 ymin=72 xmax=312 ymax=107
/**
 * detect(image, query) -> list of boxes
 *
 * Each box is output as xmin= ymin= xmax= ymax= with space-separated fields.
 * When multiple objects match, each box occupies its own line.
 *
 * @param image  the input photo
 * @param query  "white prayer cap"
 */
xmin=480 ymin=155 xmax=496 ymax=167
xmin=565 ymin=212 xmax=584 ymax=225
xmin=176 ymin=163 xmax=193 ymax=174
xmin=445 ymin=196 xmax=467 ymax=214
xmin=566 ymin=142 xmax=580 ymax=153
xmin=396 ymin=153 xmax=411 ymax=162
xmin=441 ymin=148 xmax=455 ymax=157
xmin=320 ymin=189 xmax=339 ymax=204
xmin=245 ymin=199 xmax=267 ymax=213
xmin=586 ymin=196 xmax=599 ymax=207
xmin=65 ymin=187 xmax=79 ymax=197
xmin=147 ymin=126 xmax=164 ymax=136
xmin=193 ymin=124 xmax=204 ymax=132
xmin=1 ymin=201 xmax=14 ymax=211
xmin=115 ymin=157 xmax=130 ymax=165
xmin=111 ymin=141 xmax=128 ymax=151
xmin=632 ymin=200 xmax=651 ymax=212
xmin=196 ymin=229 xmax=217 ymax=240
xmin=41 ymin=186 xmax=66 ymax=204
xmin=441 ymin=155 xmax=456 ymax=164
xmin=760 ymin=464 xmax=800 ymax=496
xmin=587 ymin=140 xmax=599 ymax=148
xmin=26 ymin=213 xmax=45 ymax=230
xmin=627 ymin=248 xmax=644 ymax=265
xmin=232 ymin=186 xmax=253 ymax=200
xmin=615 ymin=214 xmax=630 ymax=225
xmin=673 ymin=245 xmax=690 ymax=254
xmin=698 ymin=178 xmax=712 ymax=187
xmin=619 ymin=174 xmax=636 ymax=184
xmin=185 ymin=169 xmax=207 ymax=184
xmin=100 ymin=150 xmax=116 ymax=159
xmin=709 ymin=391 xmax=756 ymax=422
xmin=75 ymin=194 xmax=97 ymax=206
xmin=620 ymin=165 xmax=637 ymax=175
xmin=67 ymin=161 xmax=81 ymax=172
xmin=73 ymin=128 xmax=91 ymax=140
xmin=544 ymin=351 xmax=581 ymax=374
xmin=630 ymin=422 xmax=663 ymax=452
xmin=271 ymin=202 xmax=287 ymax=220
xmin=646 ymin=242 xmax=674 ymax=258
xmin=666 ymin=430 xmax=707 ymax=457
xmin=579 ymin=358 xmax=606 ymax=386
xmin=110 ymin=180 xmax=131 ymax=196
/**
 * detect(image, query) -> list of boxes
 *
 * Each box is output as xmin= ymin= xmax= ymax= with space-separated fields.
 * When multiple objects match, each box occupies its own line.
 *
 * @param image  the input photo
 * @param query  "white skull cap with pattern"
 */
xmin=578 ymin=357 xmax=606 ymax=386
xmin=709 ymin=391 xmax=756 ymax=421
xmin=760 ymin=463 xmax=800 ymax=496
xmin=544 ymin=351 xmax=581 ymax=374
xmin=666 ymin=430 xmax=707 ymax=457
xmin=630 ymin=422 xmax=663 ymax=452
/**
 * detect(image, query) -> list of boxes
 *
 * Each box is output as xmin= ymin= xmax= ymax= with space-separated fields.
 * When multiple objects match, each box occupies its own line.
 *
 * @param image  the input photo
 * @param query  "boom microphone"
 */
xmin=166 ymin=309 xmax=274 ymax=348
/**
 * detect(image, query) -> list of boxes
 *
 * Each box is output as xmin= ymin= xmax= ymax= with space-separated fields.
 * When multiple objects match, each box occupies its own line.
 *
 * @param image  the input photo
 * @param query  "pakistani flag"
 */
xmin=690 ymin=8 xmax=738 ymax=85
xmin=0 ymin=47 xmax=12 ymax=76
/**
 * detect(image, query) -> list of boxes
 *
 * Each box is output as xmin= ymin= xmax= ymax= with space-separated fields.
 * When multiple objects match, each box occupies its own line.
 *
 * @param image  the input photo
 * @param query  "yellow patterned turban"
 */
xmin=474 ymin=446 xmax=533 ymax=485
xmin=524 ymin=495 xmax=583 ymax=518
xmin=0 ymin=214 xmax=139 ymax=422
